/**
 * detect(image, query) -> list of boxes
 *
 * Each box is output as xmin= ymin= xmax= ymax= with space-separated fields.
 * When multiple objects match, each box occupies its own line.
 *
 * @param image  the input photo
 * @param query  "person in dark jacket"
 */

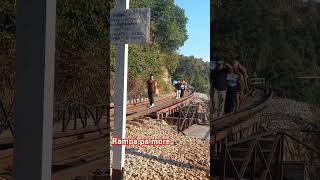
xmin=211 ymin=60 xmax=231 ymax=118
xmin=225 ymin=66 xmax=240 ymax=114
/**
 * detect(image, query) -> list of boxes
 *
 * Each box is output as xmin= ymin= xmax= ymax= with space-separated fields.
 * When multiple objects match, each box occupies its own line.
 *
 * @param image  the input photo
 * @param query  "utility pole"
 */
xmin=112 ymin=0 xmax=130 ymax=179
xmin=111 ymin=0 xmax=150 ymax=178
xmin=14 ymin=0 xmax=56 ymax=179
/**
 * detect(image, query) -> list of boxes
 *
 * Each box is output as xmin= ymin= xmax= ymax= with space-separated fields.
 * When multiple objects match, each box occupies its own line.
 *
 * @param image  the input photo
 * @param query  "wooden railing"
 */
xmin=250 ymin=78 xmax=265 ymax=85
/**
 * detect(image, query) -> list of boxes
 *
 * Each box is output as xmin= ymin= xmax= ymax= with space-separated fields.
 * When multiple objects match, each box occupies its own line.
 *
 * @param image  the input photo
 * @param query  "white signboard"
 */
xmin=110 ymin=8 xmax=151 ymax=44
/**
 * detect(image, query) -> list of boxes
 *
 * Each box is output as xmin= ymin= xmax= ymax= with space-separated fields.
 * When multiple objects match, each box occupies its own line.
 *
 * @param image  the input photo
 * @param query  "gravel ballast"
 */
xmin=111 ymin=119 xmax=210 ymax=180
xmin=252 ymin=98 xmax=320 ymax=179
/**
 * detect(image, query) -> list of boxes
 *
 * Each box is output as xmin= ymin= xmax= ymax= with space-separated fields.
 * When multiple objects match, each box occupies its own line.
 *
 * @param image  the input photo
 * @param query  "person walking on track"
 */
xmin=175 ymin=80 xmax=182 ymax=99
xmin=233 ymin=60 xmax=247 ymax=111
xmin=147 ymin=74 xmax=157 ymax=108
xmin=180 ymin=80 xmax=187 ymax=98
xmin=211 ymin=60 xmax=230 ymax=118
xmin=225 ymin=66 xmax=240 ymax=114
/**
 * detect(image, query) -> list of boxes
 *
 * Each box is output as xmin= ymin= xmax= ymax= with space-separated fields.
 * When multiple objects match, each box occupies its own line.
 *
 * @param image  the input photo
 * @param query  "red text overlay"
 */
xmin=112 ymin=137 xmax=171 ymax=146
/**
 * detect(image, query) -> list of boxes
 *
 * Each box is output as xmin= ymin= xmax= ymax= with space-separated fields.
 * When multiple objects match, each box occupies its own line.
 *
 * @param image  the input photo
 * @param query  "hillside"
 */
xmin=0 ymin=0 xmax=202 ymax=111
xmin=212 ymin=0 xmax=320 ymax=107
xmin=110 ymin=0 xmax=188 ymax=98
xmin=172 ymin=56 xmax=210 ymax=94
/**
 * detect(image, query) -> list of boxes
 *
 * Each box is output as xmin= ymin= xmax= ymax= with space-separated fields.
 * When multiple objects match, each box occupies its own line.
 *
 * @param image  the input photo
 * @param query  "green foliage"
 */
xmin=163 ymin=52 xmax=181 ymax=75
xmin=0 ymin=0 xmax=189 ymax=110
xmin=0 ymin=0 xmax=15 ymax=34
xmin=54 ymin=0 xmax=110 ymax=105
xmin=110 ymin=0 xmax=188 ymax=97
xmin=213 ymin=0 xmax=320 ymax=104
xmin=110 ymin=45 xmax=180 ymax=97
xmin=110 ymin=45 xmax=165 ymax=79
xmin=128 ymin=45 xmax=165 ymax=78
xmin=56 ymin=0 xmax=109 ymax=54
xmin=0 ymin=0 xmax=111 ymax=107
xmin=130 ymin=0 xmax=188 ymax=52
xmin=173 ymin=56 xmax=210 ymax=94
xmin=157 ymin=78 xmax=171 ymax=94
xmin=0 ymin=0 xmax=15 ymax=112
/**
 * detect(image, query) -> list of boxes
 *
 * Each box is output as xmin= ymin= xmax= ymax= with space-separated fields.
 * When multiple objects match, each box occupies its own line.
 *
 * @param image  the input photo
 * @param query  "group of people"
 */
xmin=174 ymin=80 xmax=188 ymax=99
xmin=146 ymin=75 xmax=189 ymax=108
xmin=212 ymin=60 xmax=248 ymax=118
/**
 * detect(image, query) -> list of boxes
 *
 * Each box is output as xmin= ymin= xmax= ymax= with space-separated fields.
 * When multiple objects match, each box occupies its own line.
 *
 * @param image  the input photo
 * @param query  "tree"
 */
xmin=173 ymin=56 xmax=210 ymax=94
xmin=212 ymin=0 xmax=320 ymax=102
xmin=110 ymin=0 xmax=188 ymax=97
xmin=0 ymin=0 xmax=111 ymax=107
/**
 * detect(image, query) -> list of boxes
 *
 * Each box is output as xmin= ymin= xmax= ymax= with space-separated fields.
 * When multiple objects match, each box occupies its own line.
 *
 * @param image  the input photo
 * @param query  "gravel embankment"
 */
xmin=260 ymin=98 xmax=318 ymax=130
xmin=192 ymin=93 xmax=210 ymax=124
xmin=111 ymin=119 xmax=210 ymax=180
xmin=192 ymin=93 xmax=209 ymax=104
xmin=253 ymin=98 xmax=320 ymax=179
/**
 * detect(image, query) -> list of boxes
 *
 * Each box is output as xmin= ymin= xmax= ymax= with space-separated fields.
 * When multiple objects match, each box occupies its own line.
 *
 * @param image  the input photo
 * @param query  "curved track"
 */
xmin=0 ymin=87 xmax=273 ymax=179
xmin=0 ymin=93 xmax=195 ymax=179
xmin=211 ymin=86 xmax=273 ymax=144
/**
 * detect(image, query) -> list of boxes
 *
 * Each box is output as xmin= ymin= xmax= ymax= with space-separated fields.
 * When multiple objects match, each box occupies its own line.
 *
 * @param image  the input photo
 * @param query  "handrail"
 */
xmin=223 ymin=130 xmax=320 ymax=155
xmin=250 ymin=78 xmax=265 ymax=85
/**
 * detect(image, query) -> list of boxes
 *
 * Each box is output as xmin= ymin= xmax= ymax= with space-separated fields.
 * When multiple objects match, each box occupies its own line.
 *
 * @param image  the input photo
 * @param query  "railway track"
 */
xmin=0 ymin=87 xmax=273 ymax=179
xmin=211 ymin=86 xmax=273 ymax=144
xmin=0 ymin=93 xmax=195 ymax=179
xmin=0 ymin=94 xmax=190 ymax=149
xmin=210 ymin=87 xmax=272 ymax=179
xmin=209 ymin=87 xmax=319 ymax=179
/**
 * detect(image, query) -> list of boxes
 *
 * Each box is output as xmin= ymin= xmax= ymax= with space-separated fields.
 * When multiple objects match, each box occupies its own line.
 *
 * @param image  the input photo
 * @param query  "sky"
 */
xmin=175 ymin=0 xmax=210 ymax=62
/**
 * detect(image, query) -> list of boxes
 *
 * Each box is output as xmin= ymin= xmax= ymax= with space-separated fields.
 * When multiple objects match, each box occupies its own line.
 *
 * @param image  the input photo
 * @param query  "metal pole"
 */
xmin=112 ymin=0 xmax=129 ymax=179
xmin=13 ymin=0 xmax=56 ymax=179
xmin=222 ymin=139 xmax=227 ymax=180
xmin=212 ymin=143 xmax=217 ymax=176
xmin=252 ymin=145 xmax=256 ymax=180
xmin=279 ymin=133 xmax=284 ymax=180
